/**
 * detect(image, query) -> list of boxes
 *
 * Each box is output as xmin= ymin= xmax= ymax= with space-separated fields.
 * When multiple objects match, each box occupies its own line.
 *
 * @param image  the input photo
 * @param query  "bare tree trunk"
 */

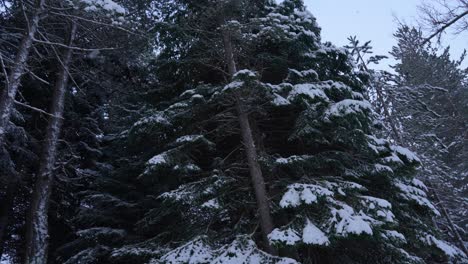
xmin=0 ymin=3 xmax=46 ymax=252
xmin=222 ymin=31 xmax=237 ymax=78
xmin=236 ymin=101 xmax=277 ymax=254
xmin=0 ymin=0 xmax=45 ymax=145
xmin=23 ymin=21 xmax=76 ymax=264
xmin=222 ymin=30 xmax=276 ymax=254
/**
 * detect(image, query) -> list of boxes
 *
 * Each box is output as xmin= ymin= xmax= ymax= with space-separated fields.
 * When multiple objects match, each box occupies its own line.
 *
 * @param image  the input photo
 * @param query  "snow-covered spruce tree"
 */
xmin=345 ymin=29 xmax=468 ymax=260
xmin=60 ymin=0 xmax=466 ymax=263
xmin=347 ymin=25 xmax=467 ymax=260
xmin=346 ymin=27 xmax=468 ymax=256
xmin=388 ymin=26 xmax=468 ymax=253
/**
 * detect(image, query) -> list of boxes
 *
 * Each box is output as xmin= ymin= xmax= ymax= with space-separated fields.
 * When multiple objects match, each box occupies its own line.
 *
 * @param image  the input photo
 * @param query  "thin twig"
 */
xmin=50 ymin=11 xmax=144 ymax=37
xmin=26 ymin=69 xmax=50 ymax=85
xmin=37 ymin=30 xmax=81 ymax=92
xmin=33 ymin=38 xmax=119 ymax=51
xmin=14 ymin=100 xmax=63 ymax=119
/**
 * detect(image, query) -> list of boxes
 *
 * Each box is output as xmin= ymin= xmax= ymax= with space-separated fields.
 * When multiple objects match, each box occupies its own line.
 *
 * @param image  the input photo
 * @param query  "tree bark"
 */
xmin=222 ymin=31 xmax=237 ymax=77
xmin=0 ymin=3 xmax=46 ymax=253
xmin=222 ymin=30 xmax=276 ymax=254
xmin=0 ymin=4 xmax=45 ymax=252
xmin=0 ymin=0 xmax=46 ymax=145
xmin=236 ymin=101 xmax=277 ymax=254
xmin=23 ymin=21 xmax=77 ymax=264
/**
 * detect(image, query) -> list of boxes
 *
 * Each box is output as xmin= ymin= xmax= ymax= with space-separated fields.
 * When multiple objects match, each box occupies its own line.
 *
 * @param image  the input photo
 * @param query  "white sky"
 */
xmin=303 ymin=0 xmax=468 ymax=71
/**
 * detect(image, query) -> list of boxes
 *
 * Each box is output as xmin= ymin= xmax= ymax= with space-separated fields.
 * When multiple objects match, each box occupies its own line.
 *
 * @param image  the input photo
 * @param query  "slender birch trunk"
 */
xmin=0 ymin=0 xmax=46 ymax=257
xmin=0 ymin=0 xmax=45 ymax=145
xmin=222 ymin=30 xmax=276 ymax=254
xmin=23 ymin=21 xmax=77 ymax=264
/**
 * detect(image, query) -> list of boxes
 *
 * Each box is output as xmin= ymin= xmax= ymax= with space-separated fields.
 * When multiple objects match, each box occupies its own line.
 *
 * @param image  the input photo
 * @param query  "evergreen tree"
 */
xmin=59 ymin=1 xmax=467 ymax=263
xmin=346 ymin=26 xmax=468 ymax=258
xmin=389 ymin=26 xmax=468 ymax=253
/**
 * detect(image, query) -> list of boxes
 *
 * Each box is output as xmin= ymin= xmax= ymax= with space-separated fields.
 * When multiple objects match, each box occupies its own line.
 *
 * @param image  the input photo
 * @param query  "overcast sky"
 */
xmin=303 ymin=0 xmax=468 ymax=71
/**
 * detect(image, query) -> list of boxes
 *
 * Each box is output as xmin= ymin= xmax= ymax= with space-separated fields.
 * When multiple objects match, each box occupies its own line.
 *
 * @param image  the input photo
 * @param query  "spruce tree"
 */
xmin=59 ymin=1 xmax=467 ymax=263
xmin=388 ymin=26 xmax=468 ymax=254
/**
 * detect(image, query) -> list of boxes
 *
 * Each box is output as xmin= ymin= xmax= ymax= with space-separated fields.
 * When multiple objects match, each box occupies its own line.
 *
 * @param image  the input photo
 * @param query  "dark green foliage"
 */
xmin=56 ymin=1 xmax=467 ymax=263
xmin=1 ymin=0 xmax=466 ymax=263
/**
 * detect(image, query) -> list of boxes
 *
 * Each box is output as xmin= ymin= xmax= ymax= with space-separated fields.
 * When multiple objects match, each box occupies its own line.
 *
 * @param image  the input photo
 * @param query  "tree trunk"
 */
xmin=23 ymin=21 xmax=76 ymax=264
xmin=0 ymin=3 xmax=45 ymax=253
xmin=0 ymin=0 xmax=45 ymax=145
xmin=222 ymin=30 xmax=276 ymax=254
xmin=0 ymin=3 xmax=45 ymax=250
xmin=222 ymin=31 xmax=237 ymax=78
xmin=236 ymin=102 xmax=277 ymax=254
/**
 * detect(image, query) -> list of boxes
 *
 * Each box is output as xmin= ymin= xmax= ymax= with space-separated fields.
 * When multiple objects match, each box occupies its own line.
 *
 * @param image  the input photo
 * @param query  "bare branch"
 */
xmin=14 ymin=100 xmax=63 ymax=119
xmin=422 ymin=10 xmax=468 ymax=44
xmin=33 ymin=38 xmax=119 ymax=51
xmin=26 ymin=68 xmax=50 ymax=85
xmin=50 ymin=11 xmax=144 ymax=37
xmin=36 ymin=30 xmax=82 ymax=94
